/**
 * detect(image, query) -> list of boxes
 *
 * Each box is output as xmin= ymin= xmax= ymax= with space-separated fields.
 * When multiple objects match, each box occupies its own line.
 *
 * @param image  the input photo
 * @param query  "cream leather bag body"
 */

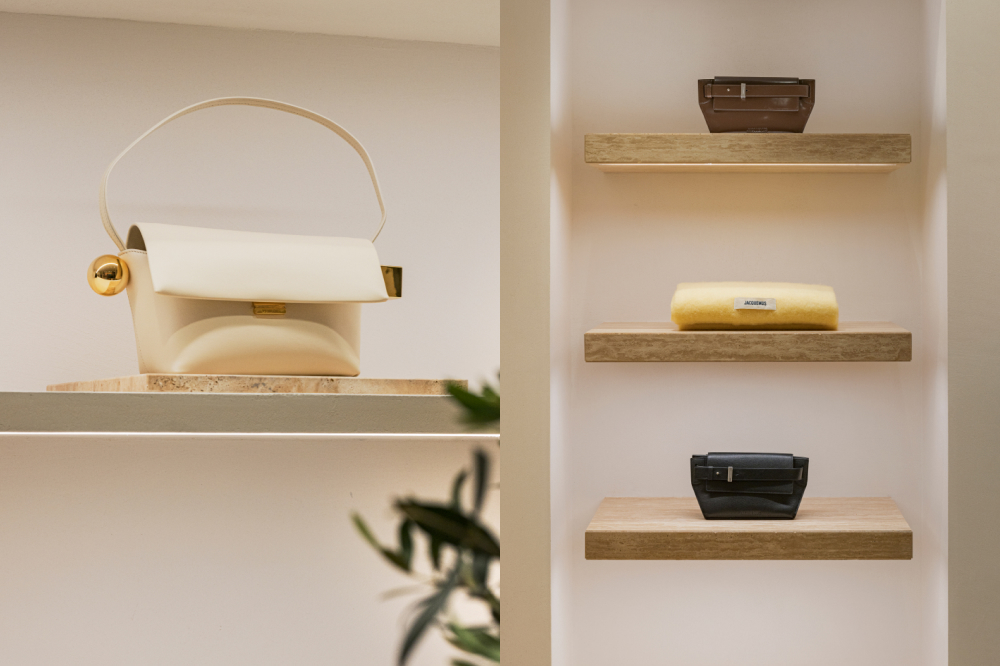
xmin=88 ymin=97 xmax=399 ymax=377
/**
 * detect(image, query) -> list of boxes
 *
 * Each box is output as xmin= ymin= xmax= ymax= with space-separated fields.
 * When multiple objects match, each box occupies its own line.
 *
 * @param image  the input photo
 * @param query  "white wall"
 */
xmin=548 ymin=1 xmax=572 ymax=665
xmin=0 ymin=434 xmax=500 ymax=666
xmin=918 ymin=0 xmax=948 ymax=662
xmin=551 ymin=1 xmax=947 ymax=664
xmin=0 ymin=13 xmax=499 ymax=666
xmin=0 ymin=12 xmax=499 ymax=391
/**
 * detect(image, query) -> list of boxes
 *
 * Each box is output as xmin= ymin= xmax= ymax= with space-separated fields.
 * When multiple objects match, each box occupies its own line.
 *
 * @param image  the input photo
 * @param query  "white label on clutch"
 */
xmin=735 ymin=297 xmax=776 ymax=310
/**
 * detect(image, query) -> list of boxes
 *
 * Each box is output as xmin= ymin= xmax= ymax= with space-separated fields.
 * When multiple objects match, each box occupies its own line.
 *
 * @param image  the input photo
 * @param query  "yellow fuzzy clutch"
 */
xmin=670 ymin=282 xmax=839 ymax=330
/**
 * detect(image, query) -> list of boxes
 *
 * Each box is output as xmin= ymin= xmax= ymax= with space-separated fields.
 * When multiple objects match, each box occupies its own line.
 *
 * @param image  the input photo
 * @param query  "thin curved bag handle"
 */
xmin=99 ymin=96 xmax=387 ymax=251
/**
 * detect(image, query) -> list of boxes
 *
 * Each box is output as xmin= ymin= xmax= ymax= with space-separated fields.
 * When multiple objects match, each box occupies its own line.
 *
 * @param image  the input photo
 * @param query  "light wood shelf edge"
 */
xmin=584 ymin=133 xmax=912 ymax=172
xmin=584 ymin=321 xmax=912 ymax=362
xmin=592 ymin=163 xmax=904 ymax=173
xmin=585 ymin=497 xmax=913 ymax=560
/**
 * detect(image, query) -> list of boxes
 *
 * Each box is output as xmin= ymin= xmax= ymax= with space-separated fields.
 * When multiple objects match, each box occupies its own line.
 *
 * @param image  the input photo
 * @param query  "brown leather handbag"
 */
xmin=698 ymin=77 xmax=815 ymax=133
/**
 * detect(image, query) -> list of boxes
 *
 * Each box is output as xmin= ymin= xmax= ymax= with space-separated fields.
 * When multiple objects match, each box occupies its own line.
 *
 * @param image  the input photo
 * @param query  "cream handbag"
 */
xmin=86 ymin=97 xmax=401 ymax=377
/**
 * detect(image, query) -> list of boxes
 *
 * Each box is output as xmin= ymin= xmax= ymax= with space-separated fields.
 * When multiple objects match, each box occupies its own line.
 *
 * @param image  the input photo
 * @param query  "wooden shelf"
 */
xmin=584 ymin=133 xmax=911 ymax=172
xmin=584 ymin=322 xmax=912 ymax=362
xmin=585 ymin=497 xmax=912 ymax=560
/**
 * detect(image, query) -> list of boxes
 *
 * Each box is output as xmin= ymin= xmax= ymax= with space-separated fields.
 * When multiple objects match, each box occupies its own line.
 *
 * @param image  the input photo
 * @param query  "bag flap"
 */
xmin=128 ymin=222 xmax=389 ymax=303
xmin=705 ymin=452 xmax=795 ymax=495
xmin=713 ymin=77 xmax=801 ymax=85
xmin=713 ymin=97 xmax=802 ymax=112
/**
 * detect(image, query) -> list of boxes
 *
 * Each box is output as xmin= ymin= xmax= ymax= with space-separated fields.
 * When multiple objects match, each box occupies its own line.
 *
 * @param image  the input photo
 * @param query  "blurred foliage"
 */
xmin=353 ymin=382 xmax=500 ymax=665
xmin=447 ymin=380 xmax=500 ymax=427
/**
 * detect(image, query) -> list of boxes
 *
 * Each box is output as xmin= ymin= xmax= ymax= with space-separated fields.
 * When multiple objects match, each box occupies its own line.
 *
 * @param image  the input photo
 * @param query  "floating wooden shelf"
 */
xmin=586 ymin=497 xmax=912 ymax=560
xmin=584 ymin=133 xmax=911 ymax=173
xmin=584 ymin=322 xmax=911 ymax=362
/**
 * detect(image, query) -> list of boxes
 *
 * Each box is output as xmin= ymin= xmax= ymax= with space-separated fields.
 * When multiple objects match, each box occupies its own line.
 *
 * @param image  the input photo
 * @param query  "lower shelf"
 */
xmin=584 ymin=321 xmax=912 ymax=362
xmin=585 ymin=497 xmax=912 ymax=560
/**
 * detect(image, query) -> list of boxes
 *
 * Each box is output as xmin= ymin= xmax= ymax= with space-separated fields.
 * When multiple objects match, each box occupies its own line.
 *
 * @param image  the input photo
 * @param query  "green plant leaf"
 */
xmin=355 ymin=440 xmax=500 ymax=666
xmin=457 ymin=553 xmax=498 ymax=621
xmin=465 ymin=581 xmax=500 ymax=623
xmin=471 ymin=551 xmax=490 ymax=589
xmin=472 ymin=449 xmax=489 ymax=513
xmin=480 ymin=384 xmax=499 ymax=402
xmin=429 ymin=534 xmax=443 ymax=571
xmin=396 ymin=501 xmax=500 ymax=558
xmin=398 ymin=565 xmax=460 ymax=665
xmin=398 ymin=519 xmax=414 ymax=571
xmin=447 ymin=382 xmax=500 ymax=425
xmin=445 ymin=623 xmax=501 ymax=662
xmin=450 ymin=470 xmax=468 ymax=511
xmin=352 ymin=513 xmax=411 ymax=572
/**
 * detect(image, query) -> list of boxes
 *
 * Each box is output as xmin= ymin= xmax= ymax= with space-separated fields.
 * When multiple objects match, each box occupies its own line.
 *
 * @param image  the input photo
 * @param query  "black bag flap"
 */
xmin=704 ymin=452 xmax=796 ymax=495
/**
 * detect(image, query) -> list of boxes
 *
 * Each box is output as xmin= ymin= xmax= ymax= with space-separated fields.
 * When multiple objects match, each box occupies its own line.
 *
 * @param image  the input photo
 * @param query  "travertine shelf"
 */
xmin=586 ymin=497 xmax=913 ymax=560
xmin=584 ymin=322 xmax=912 ymax=362
xmin=46 ymin=375 xmax=463 ymax=395
xmin=584 ymin=133 xmax=912 ymax=172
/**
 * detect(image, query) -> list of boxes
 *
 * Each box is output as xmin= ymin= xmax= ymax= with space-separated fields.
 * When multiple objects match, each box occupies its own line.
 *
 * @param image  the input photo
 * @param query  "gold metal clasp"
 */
xmin=252 ymin=302 xmax=286 ymax=318
xmin=87 ymin=255 xmax=129 ymax=296
xmin=382 ymin=266 xmax=402 ymax=299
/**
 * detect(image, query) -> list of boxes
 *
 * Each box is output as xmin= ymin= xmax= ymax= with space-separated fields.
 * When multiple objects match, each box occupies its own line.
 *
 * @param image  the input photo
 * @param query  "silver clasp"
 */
xmin=728 ymin=466 xmax=733 ymax=482
xmin=740 ymin=83 xmax=746 ymax=100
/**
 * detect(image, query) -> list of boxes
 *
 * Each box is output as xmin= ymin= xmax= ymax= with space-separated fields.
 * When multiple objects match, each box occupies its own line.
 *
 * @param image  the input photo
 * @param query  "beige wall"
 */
xmin=0 ymin=434 xmax=499 ymax=665
xmin=948 ymin=1 xmax=1000 ymax=663
xmin=551 ymin=0 xmax=947 ymax=664
xmin=548 ymin=0 xmax=573 ymax=663
xmin=0 ymin=13 xmax=500 ymax=665
xmin=501 ymin=0 xmax=551 ymax=663
xmin=0 ymin=12 xmax=498 ymax=391
xmin=919 ymin=1 xmax=949 ymax=662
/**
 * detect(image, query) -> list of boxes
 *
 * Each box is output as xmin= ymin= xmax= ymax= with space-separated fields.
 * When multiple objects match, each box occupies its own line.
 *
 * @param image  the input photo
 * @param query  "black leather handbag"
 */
xmin=690 ymin=453 xmax=809 ymax=519
xmin=698 ymin=77 xmax=815 ymax=133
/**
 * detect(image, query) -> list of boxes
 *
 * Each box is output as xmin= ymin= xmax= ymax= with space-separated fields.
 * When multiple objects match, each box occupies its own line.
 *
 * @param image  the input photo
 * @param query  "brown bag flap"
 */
xmin=712 ymin=96 xmax=803 ymax=112
xmin=705 ymin=83 xmax=810 ymax=98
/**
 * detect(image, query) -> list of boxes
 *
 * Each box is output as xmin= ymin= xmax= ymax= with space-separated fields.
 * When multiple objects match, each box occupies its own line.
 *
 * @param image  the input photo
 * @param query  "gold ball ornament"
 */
xmin=87 ymin=255 xmax=129 ymax=296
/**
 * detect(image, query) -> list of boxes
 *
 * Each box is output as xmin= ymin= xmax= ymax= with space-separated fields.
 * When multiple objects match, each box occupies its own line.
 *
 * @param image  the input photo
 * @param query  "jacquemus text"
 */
xmin=734 ymin=297 xmax=777 ymax=311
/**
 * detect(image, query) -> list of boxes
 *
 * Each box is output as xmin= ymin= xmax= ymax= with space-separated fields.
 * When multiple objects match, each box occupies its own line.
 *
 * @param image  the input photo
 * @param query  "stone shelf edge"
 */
xmin=46 ymin=374 xmax=464 ymax=395
xmin=0 ymin=392 xmax=493 ymax=435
